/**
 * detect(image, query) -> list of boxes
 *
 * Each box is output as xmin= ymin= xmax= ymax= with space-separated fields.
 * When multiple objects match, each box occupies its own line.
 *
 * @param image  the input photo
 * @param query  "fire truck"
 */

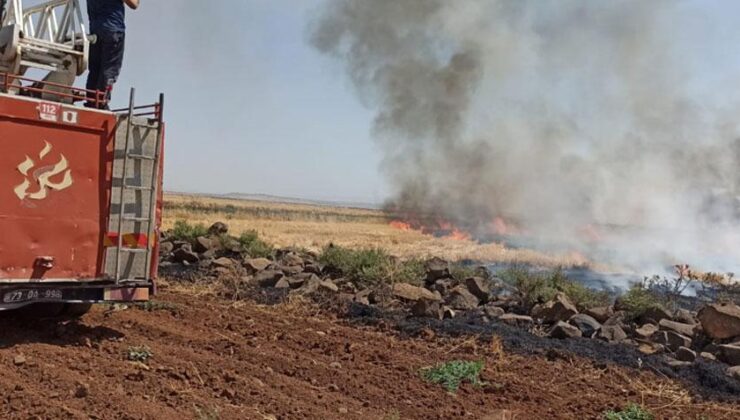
xmin=0 ymin=0 xmax=163 ymax=315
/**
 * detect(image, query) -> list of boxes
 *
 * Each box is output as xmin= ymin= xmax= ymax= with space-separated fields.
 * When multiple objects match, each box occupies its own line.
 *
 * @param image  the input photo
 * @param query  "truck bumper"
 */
xmin=0 ymin=281 xmax=153 ymax=311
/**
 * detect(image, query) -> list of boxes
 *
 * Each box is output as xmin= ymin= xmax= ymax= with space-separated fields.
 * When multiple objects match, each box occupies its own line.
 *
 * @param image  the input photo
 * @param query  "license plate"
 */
xmin=3 ymin=289 xmax=63 ymax=304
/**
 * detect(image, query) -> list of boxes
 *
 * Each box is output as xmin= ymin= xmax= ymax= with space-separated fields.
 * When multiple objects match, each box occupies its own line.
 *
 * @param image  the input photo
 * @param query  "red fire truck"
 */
xmin=0 ymin=0 xmax=162 ymax=315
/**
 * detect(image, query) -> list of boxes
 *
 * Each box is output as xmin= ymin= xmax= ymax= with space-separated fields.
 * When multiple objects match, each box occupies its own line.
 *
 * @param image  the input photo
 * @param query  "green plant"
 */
xmin=237 ymin=230 xmax=274 ymax=258
xmin=420 ymin=360 xmax=485 ymax=392
xmin=319 ymin=245 xmax=425 ymax=287
xmin=133 ymin=301 xmax=179 ymax=312
xmin=603 ymin=404 xmax=654 ymax=420
xmin=194 ymin=406 xmax=220 ymax=420
xmin=126 ymin=346 xmax=153 ymax=363
xmin=170 ymin=220 xmax=209 ymax=242
xmin=619 ymin=284 xmax=667 ymax=321
xmin=450 ymin=264 xmax=478 ymax=282
xmin=500 ymin=267 xmax=609 ymax=310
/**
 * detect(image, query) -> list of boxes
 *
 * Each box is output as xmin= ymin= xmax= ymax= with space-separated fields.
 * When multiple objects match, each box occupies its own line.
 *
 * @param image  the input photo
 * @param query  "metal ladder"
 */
xmin=108 ymin=88 xmax=164 ymax=283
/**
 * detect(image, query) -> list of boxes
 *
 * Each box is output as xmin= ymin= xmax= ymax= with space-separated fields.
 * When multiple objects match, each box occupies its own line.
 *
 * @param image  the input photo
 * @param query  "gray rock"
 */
xmin=549 ymin=321 xmax=582 ymax=339
xmin=244 ymin=257 xmax=272 ymax=272
xmin=698 ymin=303 xmax=740 ymax=340
xmin=727 ymin=365 xmax=740 ymax=380
xmin=392 ymin=283 xmax=440 ymax=302
xmin=584 ymin=306 xmax=614 ymax=323
xmin=568 ymin=314 xmax=601 ymax=338
xmin=411 ymin=300 xmax=442 ymax=319
xmin=274 ymin=278 xmax=291 ymax=289
xmin=193 ymin=236 xmax=214 ymax=253
xmin=675 ymin=346 xmax=697 ymax=362
xmin=659 ymin=319 xmax=697 ymax=338
xmin=718 ymin=344 xmax=740 ymax=366
xmin=447 ymin=286 xmax=480 ymax=310
xmin=482 ymin=305 xmax=505 ymax=318
xmin=254 ymin=270 xmax=284 ymax=288
xmin=531 ymin=293 xmax=578 ymax=323
xmin=499 ymin=313 xmax=534 ymax=327
xmin=641 ymin=306 xmax=673 ymax=324
xmin=318 ymin=280 xmax=339 ymax=293
xmin=699 ymin=352 xmax=717 ymax=361
xmin=211 ymin=257 xmax=234 ymax=269
xmin=597 ymin=325 xmax=627 ymax=343
xmin=208 ymin=222 xmax=229 ymax=235
xmin=673 ymin=308 xmax=698 ymax=325
xmin=465 ymin=277 xmax=491 ymax=303
xmin=425 ymin=257 xmax=450 ymax=282
xmin=159 ymin=241 xmax=174 ymax=256
xmin=173 ymin=244 xmax=199 ymax=263
xmin=354 ymin=289 xmax=372 ymax=305
xmin=635 ymin=323 xmax=659 ymax=339
xmin=651 ymin=331 xmax=692 ymax=352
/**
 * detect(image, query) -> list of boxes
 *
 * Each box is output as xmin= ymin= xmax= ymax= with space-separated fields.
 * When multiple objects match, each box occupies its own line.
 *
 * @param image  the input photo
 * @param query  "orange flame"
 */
xmin=389 ymin=220 xmax=413 ymax=231
xmin=447 ymin=228 xmax=471 ymax=241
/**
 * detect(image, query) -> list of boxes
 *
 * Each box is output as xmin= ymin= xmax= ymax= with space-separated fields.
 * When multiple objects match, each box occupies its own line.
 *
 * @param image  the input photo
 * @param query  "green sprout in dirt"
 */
xmin=603 ymin=404 xmax=654 ymax=420
xmin=420 ymin=360 xmax=485 ymax=392
xmin=126 ymin=346 xmax=154 ymax=363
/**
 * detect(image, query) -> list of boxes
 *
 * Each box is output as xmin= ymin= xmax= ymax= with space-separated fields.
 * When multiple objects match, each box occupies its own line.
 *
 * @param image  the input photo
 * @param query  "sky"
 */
xmin=76 ymin=0 xmax=386 ymax=204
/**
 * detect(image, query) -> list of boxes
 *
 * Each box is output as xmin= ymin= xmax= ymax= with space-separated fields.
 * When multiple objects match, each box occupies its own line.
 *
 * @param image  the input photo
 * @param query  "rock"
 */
xmin=298 ymin=277 xmax=321 ymax=294
xmin=674 ymin=308 xmax=698 ymax=325
xmin=193 ymin=236 xmax=214 ymax=253
xmin=481 ymin=410 xmax=515 ymax=420
xmin=274 ymin=278 xmax=291 ymax=289
xmin=211 ymin=257 xmax=234 ymax=269
xmin=303 ymin=263 xmax=322 ymax=275
xmin=727 ymin=366 xmax=740 ymax=380
xmin=159 ymin=241 xmax=174 ymax=255
xmin=318 ymin=280 xmax=339 ymax=293
xmin=640 ymin=306 xmax=673 ymax=324
xmin=432 ymin=278 xmax=454 ymax=295
xmin=425 ymin=257 xmax=450 ymax=282
xmin=244 ymin=257 xmax=272 ymax=272
xmin=287 ymin=276 xmax=311 ymax=289
xmin=411 ymin=300 xmax=442 ymax=319
xmin=208 ymin=222 xmax=229 ymax=235
xmin=717 ymin=344 xmax=740 ymax=366
xmin=597 ymin=325 xmax=627 ymax=343
xmin=482 ymin=305 xmax=505 ymax=318
xmin=442 ymin=306 xmax=456 ymax=319
xmin=447 ymin=286 xmax=480 ymax=310
xmin=584 ymin=306 xmax=614 ymax=323
xmin=281 ymin=253 xmax=304 ymax=267
xmin=254 ymin=270 xmax=284 ymax=288
xmin=664 ymin=356 xmax=692 ymax=368
xmin=74 ymin=382 xmax=89 ymax=398
xmin=531 ymin=293 xmax=578 ymax=324
xmin=637 ymin=342 xmax=665 ymax=355
xmin=354 ymin=289 xmax=372 ymax=305
xmin=699 ymin=352 xmax=717 ymax=361
xmin=697 ymin=303 xmax=740 ymax=340
xmin=603 ymin=312 xmax=627 ymax=328
xmin=13 ymin=355 xmax=26 ymax=366
xmin=280 ymin=265 xmax=304 ymax=275
xmin=659 ymin=319 xmax=697 ymax=338
xmin=392 ymin=283 xmax=440 ymax=302
xmin=549 ymin=321 xmax=582 ymax=339
xmin=499 ymin=314 xmax=534 ymax=327
xmin=675 ymin=346 xmax=697 ymax=362
xmin=568 ymin=314 xmax=601 ymax=338
xmin=635 ymin=323 xmax=659 ymax=339
xmin=651 ymin=331 xmax=692 ymax=352
xmin=465 ymin=277 xmax=491 ymax=303
xmin=172 ymin=244 xmax=199 ymax=263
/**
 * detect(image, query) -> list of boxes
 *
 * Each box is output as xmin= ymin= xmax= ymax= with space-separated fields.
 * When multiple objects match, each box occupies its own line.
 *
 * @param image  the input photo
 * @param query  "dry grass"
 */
xmin=163 ymin=193 xmax=588 ymax=266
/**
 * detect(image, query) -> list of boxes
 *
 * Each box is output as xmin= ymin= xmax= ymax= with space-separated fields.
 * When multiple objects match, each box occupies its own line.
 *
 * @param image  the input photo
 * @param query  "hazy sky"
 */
xmin=74 ymin=0 xmax=385 ymax=203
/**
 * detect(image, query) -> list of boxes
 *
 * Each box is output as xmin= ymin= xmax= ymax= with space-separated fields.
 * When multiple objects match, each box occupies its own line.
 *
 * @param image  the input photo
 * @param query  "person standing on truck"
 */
xmin=85 ymin=0 xmax=140 ymax=109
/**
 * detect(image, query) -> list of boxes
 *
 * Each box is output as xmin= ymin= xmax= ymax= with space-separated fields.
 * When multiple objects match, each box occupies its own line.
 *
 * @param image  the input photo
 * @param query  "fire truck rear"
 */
xmin=0 ymin=0 xmax=162 ymax=315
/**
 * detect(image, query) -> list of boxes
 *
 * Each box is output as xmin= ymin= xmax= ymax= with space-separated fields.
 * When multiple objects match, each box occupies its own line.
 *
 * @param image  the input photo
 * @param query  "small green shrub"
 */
xmin=619 ymin=284 xmax=667 ymax=321
xmin=450 ymin=264 xmax=478 ymax=282
xmin=603 ymin=404 xmax=654 ymax=420
xmin=170 ymin=220 xmax=209 ymax=242
xmin=237 ymin=230 xmax=273 ymax=258
xmin=420 ymin=360 xmax=485 ymax=392
xmin=133 ymin=301 xmax=179 ymax=312
xmin=319 ymin=245 xmax=424 ymax=287
xmin=126 ymin=346 xmax=153 ymax=363
xmin=500 ymin=267 xmax=609 ymax=310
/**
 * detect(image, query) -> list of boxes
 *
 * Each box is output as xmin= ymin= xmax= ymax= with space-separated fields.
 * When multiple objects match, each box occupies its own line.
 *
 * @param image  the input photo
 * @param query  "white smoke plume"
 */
xmin=311 ymin=0 xmax=740 ymax=273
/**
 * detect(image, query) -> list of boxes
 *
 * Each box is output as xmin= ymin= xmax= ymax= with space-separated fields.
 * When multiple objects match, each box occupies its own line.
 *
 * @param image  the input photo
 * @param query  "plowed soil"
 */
xmin=1 ymin=286 xmax=738 ymax=420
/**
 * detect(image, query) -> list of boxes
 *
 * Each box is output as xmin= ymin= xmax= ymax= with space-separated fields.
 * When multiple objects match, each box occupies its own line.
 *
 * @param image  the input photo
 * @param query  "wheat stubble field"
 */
xmin=163 ymin=193 xmax=587 ymax=267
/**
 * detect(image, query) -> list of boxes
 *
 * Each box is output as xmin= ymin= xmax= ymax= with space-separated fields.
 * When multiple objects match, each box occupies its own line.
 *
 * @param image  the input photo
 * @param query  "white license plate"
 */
xmin=3 ymin=289 xmax=63 ymax=303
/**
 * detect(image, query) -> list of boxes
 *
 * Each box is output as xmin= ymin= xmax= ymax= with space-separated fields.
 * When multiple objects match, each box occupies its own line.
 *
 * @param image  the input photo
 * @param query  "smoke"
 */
xmin=310 ymin=0 xmax=740 ymax=273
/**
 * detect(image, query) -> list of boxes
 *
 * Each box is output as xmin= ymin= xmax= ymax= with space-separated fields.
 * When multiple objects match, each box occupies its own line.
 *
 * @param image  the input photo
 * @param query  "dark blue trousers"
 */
xmin=86 ymin=31 xmax=125 ymax=107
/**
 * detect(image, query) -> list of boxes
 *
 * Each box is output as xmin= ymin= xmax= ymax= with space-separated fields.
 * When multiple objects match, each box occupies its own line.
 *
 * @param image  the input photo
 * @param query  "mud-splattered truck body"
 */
xmin=0 ymin=83 xmax=164 ymax=312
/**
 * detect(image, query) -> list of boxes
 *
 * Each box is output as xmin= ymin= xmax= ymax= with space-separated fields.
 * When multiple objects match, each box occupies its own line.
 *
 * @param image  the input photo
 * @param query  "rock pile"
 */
xmin=159 ymin=222 xmax=740 ymax=380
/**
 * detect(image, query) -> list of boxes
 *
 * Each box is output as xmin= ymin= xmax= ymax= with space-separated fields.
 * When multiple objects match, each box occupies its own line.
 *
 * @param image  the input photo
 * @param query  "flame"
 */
xmin=389 ymin=220 xmax=413 ymax=231
xmin=446 ymin=228 xmax=471 ymax=241
xmin=14 ymin=142 xmax=73 ymax=201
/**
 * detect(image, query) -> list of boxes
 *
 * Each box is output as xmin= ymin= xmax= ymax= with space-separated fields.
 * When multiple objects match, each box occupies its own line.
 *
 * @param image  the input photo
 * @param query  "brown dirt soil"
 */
xmin=0 ymin=288 xmax=738 ymax=420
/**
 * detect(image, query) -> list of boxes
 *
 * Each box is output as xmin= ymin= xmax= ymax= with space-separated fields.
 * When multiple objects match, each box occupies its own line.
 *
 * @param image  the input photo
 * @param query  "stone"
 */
xmin=481 ymin=410 xmax=515 ymax=420
xmin=425 ymin=257 xmax=450 ymax=282
xmin=674 ymin=308 xmax=698 ymax=325
xmin=298 ymin=277 xmax=322 ymax=294
xmin=499 ymin=314 xmax=534 ymax=327
xmin=584 ymin=306 xmax=614 ymax=323
xmin=597 ymin=325 xmax=628 ymax=343
xmin=159 ymin=241 xmax=174 ymax=255
xmin=281 ymin=253 xmax=304 ymax=267
xmin=568 ymin=314 xmax=601 ymax=338
xmin=531 ymin=293 xmax=578 ymax=324
xmin=318 ymin=280 xmax=339 ymax=293
xmin=287 ymin=276 xmax=311 ymax=289
xmin=304 ymin=263 xmax=322 ymax=275
xmin=635 ymin=323 xmax=659 ymax=339
xmin=699 ymin=352 xmax=717 ymax=361
xmin=280 ymin=265 xmax=304 ymax=275
xmin=74 ymin=382 xmax=90 ymax=398
xmin=482 ymin=305 xmax=505 ymax=318
xmin=727 ymin=366 xmax=740 ymax=380
xmin=13 ymin=355 xmax=26 ymax=366
xmin=637 ymin=342 xmax=665 ymax=355
xmin=447 ymin=286 xmax=480 ymax=310
xmin=208 ymin=222 xmax=229 ymax=235
xmin=697 ymin=303 xmax=740 ymax=340
xmin=675 ymin=346 xmax=697 ymax=362
xmin=651 ymin=331 xmax=692 ymax=352
xmin=603 ymin=312 xmax=627 ymax=327
xmin=211 ymin=257 xmax=234 ymax=269
xmin=193 ymin=236 xmax=214 ymax=253
xmin=640 ymin=306 xmax=673 ymax=324
xmin=465 ymin=277 xmax=491 ymax=303
xmin=244 ymin=258 xmax=272 ymax=272
xmin=717 ymin=344 xmax=740 ymax=366
xmin=172 ymin=244 xmax=199 ymax=263
xmin=442 ymin=306 xmax=456 ymax=319
xmin=659 ymin=319 xmax=697 ymax=338
xmin=664 ymin=356 xmax=692 ymax=368
xmin=432 ymin=278 xmax=454 ymax=295
xmin=274 ymin=278 xmax=291 ymax=289
xmin=254 ymin=270 xmax=284 ymax=288
xmin=355 ymin=289 xmax=372 ymax=305
xmin=411 ymin=300 xmax=442 ymax=319
xmin=392 ymin=283 xmax=440 ymax=302
xmin=549 ymin=321 xmax=582 ymax=339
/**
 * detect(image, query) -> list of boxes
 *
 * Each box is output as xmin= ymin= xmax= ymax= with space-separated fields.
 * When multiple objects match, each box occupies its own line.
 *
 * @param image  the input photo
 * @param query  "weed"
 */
xmin=450 ymin=264 xmax=478 ymax=282
xmin=603 ymin=404 xmax=654 ymax=420
xmin=126 ymin=346 xmax=153 ymax=363
xmin=420 ymin=360 xmax=485 ymax=392
xmin=237 ymin=230 xmax=274 ymax=258
xmin=319 ymin=245 xmax=425 ymax=288
xmin=619 ymin=284 xmax=667 ymax=321
xmin=133 ymin=301 xmax=178 ymax=312
xmin=500 ymin=267 xmax=609 ymax=310
xmin=194 ymin=405 xmax=220 ymax=420
xmin=170 ymin=220 xmax=209 ymax=242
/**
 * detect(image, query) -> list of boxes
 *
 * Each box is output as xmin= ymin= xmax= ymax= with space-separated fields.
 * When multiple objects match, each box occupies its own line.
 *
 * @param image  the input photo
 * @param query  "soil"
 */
xmin=0 ymin=286 xmax=738 ymax=420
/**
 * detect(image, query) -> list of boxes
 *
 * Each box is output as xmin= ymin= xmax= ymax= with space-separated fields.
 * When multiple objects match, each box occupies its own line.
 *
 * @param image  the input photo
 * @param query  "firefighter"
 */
xmin=85 ymin=0 xmax=140 ymax=109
